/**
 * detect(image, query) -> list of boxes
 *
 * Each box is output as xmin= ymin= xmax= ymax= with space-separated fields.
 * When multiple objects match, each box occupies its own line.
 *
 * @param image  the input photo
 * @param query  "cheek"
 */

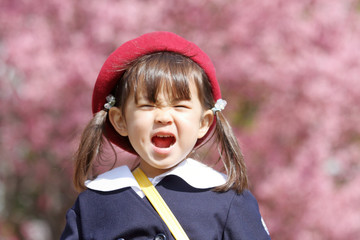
xmin=126 ymin=110 xmax=150 ymax=125
xmin=177 ymin=113 xmax=203 ymax=132
xmin=126 ymin=112 xmax=152 ymax=137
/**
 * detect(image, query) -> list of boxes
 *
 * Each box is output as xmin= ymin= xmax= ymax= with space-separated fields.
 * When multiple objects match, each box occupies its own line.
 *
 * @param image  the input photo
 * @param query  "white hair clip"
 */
xmin=104 ymin=95 xmax=116 ymax=110
xmin=212 ymin=99 xmax=227 ymax=114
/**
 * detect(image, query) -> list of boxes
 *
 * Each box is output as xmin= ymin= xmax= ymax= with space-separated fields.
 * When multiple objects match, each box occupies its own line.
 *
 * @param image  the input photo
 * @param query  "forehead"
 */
xmin=128 ymin=53 xmax=203 ymax=103
xmin=135 ymin=78 xmax=199 ymax=103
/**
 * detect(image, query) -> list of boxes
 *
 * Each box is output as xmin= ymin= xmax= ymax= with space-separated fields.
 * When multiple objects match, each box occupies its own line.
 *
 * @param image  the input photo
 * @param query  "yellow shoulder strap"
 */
xmin=132 ymin=168 xmax=190 ymax=240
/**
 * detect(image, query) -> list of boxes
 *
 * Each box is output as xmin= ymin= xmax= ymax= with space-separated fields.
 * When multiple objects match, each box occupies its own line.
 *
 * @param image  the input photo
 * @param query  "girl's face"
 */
xmin=109 ymin=80 xmax=214 ymax=177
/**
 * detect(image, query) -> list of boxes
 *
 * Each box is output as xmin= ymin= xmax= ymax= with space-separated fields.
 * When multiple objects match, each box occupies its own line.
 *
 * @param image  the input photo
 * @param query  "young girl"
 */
xmin=61 ymin=31 xmax=270 ymax=240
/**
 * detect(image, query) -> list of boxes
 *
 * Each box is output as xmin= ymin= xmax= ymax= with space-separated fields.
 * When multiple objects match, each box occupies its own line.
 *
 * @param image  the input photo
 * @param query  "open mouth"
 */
xmin=151 ymin=134 xmax=176 ymax=148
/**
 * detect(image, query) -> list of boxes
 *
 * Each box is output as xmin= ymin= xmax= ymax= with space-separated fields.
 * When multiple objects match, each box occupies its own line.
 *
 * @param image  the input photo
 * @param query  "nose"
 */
xmin=154 ymin=108 xmax=173 ymax=125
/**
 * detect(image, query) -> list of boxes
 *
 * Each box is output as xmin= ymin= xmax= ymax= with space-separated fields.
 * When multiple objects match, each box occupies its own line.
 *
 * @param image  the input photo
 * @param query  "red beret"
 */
xmin=92 ymin=31 xmax=221 ymax=154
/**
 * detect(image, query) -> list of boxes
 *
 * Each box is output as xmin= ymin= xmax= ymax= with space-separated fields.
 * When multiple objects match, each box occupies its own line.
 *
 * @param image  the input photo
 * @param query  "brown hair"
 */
xmin=73 ymin=52 xmax=248 ymax=193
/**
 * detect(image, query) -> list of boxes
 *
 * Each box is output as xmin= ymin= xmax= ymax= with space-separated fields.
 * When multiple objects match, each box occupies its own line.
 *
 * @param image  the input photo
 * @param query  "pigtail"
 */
xmin=73 ymin=110 xmax=108 ymax=191
xmin=214 ymin=111 xmax=249 ymax=194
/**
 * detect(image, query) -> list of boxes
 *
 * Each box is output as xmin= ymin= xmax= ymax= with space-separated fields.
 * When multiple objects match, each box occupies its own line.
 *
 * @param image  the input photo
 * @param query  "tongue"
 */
xmin=152 ymin=136 xmax=174 ymax=148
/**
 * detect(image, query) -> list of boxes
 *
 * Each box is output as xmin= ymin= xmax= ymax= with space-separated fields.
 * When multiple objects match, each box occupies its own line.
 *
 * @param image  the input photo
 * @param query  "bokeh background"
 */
xmin=1 ymin=0 xmax=360 ymax=239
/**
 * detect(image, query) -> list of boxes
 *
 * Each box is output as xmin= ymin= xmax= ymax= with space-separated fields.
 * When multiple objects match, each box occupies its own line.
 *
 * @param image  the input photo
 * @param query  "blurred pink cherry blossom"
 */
xmin=1 ymin=0 xmax=359 ymax=239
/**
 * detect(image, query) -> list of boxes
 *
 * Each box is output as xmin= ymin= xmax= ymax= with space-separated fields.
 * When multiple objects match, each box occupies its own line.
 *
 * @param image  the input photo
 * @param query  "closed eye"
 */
xmin=138 ymin=104 xmax=155 ymax=109
xmin=174 ymin=105 xmax=190 ymax=109
xmin=173 ymin=101 xmax=191 ymax=109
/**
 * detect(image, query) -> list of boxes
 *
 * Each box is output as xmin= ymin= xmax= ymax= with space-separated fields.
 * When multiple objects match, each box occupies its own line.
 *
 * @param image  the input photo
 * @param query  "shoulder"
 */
xmin=226 ymin=190 xmax=265 ymax=226
xmin=73 ymin=187 xmax=138 ymax=212
xmin=230 ymin=189 xmax=260 ymax=210
xmin=224 ymin=190 xmax=271 ymax=239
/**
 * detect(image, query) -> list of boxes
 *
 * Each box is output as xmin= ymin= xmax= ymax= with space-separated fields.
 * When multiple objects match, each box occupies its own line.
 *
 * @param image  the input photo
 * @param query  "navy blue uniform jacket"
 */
xmin=61 ymin=159 xmax=270 ymax=240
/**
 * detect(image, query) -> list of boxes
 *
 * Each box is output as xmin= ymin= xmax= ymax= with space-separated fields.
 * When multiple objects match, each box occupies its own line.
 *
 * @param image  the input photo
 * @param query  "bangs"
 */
xmin=124 ymin=52 xmax=205 ymax=104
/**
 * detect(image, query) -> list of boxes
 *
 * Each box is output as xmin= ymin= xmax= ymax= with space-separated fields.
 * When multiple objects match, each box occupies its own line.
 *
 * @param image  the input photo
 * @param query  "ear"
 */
xmin=108 ymin=107 xmax=128 ymax=137
xmin=198 ymin=109 xmax=214 ymax=139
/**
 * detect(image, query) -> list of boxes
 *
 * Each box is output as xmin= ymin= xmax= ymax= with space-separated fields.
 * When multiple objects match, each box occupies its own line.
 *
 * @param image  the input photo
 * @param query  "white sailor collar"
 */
xmin=85 ymin=158 xmax=227 ymax=198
